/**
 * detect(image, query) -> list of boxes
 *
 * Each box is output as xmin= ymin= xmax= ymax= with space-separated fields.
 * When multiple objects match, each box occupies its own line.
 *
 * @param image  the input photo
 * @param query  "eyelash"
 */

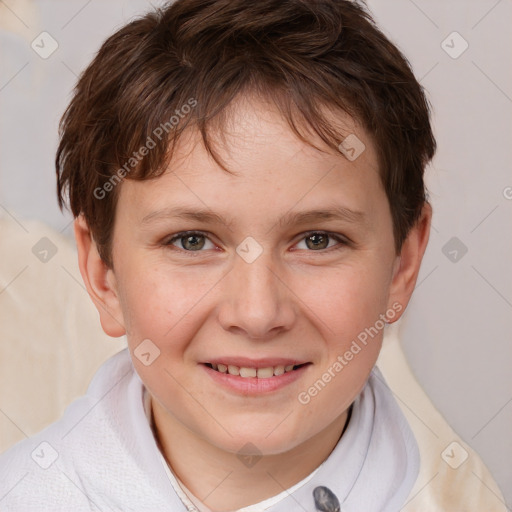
xmin=164 ymin=230 xmax=349 ymax=255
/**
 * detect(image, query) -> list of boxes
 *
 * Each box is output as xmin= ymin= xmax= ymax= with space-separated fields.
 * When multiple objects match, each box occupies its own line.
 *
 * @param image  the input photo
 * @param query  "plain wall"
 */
xmin=1 ymin=0 xmax=510 ymax=505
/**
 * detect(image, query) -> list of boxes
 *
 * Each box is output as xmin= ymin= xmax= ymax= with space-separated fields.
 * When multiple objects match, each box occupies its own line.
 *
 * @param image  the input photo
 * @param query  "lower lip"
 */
xmin=201 ymin=364 xmax=310 ymax=394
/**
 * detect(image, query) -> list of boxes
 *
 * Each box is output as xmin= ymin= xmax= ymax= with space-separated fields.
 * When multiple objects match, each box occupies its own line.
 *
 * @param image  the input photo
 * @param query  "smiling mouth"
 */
xmin=203 ymin=362 xmax=310 ymax=378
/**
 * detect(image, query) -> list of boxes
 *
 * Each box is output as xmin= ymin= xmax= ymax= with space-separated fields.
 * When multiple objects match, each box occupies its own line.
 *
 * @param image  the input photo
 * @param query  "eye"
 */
xmin=166 ymin=231 xmax=216 ymax=251
xmin=164 ymin=230 xmax=348 ymax=254
xmin=294 ymin=231 xmax=347 ymax=252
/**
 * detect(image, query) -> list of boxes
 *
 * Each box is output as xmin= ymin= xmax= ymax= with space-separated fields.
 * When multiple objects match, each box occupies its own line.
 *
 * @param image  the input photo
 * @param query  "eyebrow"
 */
xmin=278 ymin=206 xmax=367 ymax=228
xmin=140 ymin=205 xmax=367 ymax=229
xmin=141 ymin=207 xmax=231 ymax=227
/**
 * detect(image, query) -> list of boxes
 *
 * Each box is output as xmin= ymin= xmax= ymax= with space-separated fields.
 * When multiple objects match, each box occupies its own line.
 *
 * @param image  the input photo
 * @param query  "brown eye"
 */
xmin=181 ymin=234 xmax=205 ymax=250
xmin=167 ymin=231 xmax=214 ymax=251
xmin=305 ymin=233 xmax=330 ymax=250
xmin=294 ymin=231 xmax=348 ymax=253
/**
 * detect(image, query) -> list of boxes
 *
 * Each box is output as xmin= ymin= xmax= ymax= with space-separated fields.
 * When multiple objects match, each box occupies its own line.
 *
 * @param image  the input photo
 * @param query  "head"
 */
xmin=57 ymin=0 xmax=435 ymax=457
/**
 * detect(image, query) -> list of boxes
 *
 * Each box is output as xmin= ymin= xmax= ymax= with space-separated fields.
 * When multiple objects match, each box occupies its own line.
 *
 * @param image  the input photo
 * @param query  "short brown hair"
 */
xmin=56 ymin=0 xmax=436 ymax=268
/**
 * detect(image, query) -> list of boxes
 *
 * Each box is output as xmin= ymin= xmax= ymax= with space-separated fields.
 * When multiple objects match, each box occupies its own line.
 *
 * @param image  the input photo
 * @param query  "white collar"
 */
xmin=143 ymin=388 xmax=321 ymax=512
xmin=143 ymin=365 xmax=419 ymax=512
xmin=0 ymin=349 xmax=419 ymax=511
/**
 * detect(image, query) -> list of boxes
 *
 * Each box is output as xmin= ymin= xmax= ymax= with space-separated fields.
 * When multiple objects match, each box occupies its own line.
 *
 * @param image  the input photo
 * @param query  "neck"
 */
xmin=151 ymin=399 xmax=349 ymax=512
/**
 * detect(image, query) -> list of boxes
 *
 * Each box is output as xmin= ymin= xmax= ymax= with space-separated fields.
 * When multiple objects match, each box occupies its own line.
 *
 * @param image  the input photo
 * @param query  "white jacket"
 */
xmin=0 ymin=340 xmax=507 ymax=511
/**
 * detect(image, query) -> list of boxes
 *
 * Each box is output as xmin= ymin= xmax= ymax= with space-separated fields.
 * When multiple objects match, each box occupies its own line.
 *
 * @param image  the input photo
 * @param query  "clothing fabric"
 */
xmin=0 ymin=347 xmax=501 ymax=511
xmin=142 ymin=373 xmax=418 ymax=512
xmin=143 ymin=387 xmax=322 ymax=512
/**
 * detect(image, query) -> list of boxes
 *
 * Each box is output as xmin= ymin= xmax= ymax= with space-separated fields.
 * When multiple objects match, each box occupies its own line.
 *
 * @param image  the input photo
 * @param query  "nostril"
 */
xmin=312 ymin=486 xmax=340 ymax=512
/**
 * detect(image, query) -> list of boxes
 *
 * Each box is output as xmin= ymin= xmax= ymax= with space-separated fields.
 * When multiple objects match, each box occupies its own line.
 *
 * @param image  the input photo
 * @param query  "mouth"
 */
xmin=203 ymin=362 xmax=310 ymax=378
xmin=200 ymin=357 xmax=312 ymax=394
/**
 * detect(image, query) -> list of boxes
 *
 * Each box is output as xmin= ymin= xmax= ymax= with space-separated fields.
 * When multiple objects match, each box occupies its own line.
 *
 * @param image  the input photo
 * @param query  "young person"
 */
xmin=0 ymin=0 xmax=506 ymax=510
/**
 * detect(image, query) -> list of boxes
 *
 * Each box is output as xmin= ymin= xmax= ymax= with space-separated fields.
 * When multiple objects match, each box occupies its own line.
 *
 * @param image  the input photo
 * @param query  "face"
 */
xmin=95 ymin=96 xmax=404 ymax=456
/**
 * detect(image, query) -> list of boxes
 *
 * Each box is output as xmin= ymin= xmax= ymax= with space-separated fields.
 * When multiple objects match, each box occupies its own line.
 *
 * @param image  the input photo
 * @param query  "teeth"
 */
xmin=209 ymin=363 xmax=300 ymax=378
xmin=240 ymin=367 xmax=257 ymax=378
xmin=256 ymin=367 xmax=273 ymax=378
xmin=228 ymin=365 xmax=239 ymax=376
xmin=273 ymin=365 xmax=285 ymax=376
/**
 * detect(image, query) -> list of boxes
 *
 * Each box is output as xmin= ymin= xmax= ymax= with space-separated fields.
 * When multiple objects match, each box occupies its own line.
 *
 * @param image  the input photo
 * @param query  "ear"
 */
xmin=386 ymin=202 xmax=432 ymax=322
xmin=74 ymin=215 xmax=126 ymax=337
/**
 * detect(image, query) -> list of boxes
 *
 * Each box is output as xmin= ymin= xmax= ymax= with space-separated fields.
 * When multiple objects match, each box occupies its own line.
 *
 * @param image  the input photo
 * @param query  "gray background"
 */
xmin=1 ymin=0 xmax=511 ymax=505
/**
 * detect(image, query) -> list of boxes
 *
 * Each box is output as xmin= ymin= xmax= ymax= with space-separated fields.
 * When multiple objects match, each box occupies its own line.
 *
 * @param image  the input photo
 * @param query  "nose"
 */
xmin=217 ymin=248 xmax=296 ymax=340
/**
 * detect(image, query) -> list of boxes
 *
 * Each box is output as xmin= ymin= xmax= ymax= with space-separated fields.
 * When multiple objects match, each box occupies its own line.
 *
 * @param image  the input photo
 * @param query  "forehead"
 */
xmin=116 ymin=95 xmax=386 ymax=230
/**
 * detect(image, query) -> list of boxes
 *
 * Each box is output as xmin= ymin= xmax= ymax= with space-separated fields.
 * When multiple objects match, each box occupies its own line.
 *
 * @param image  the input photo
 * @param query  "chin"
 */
xmin=203 ymin=418 xmax=309 ymax=457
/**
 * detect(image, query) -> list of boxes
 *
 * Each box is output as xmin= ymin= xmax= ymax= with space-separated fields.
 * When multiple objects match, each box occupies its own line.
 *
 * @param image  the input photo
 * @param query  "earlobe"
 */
xmin=74 ymin=215 xmax=126 ymax=337
xmin=386 ymin=202 xmax=432 ymax=322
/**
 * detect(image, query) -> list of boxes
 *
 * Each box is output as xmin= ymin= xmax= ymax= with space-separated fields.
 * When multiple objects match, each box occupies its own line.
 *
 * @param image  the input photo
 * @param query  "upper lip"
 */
xmin=202 ymin=357 xmax=309 ymax=368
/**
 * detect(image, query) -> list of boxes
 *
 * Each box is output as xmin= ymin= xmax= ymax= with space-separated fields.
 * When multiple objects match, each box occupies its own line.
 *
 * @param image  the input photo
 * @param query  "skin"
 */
xmin=75 ymin=94 xmax=431 ymax=511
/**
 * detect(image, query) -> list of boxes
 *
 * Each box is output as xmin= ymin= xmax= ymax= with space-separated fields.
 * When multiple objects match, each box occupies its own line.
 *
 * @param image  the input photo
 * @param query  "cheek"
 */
xmin=117 ymin=266 xmax=205 ymax=417
xmin=118 ymin=262 xmax=219 ymax=343
xmin=294 ymin=272 xmax=386 ymax=428
xmin=298 ymin=262 xmax=391 ymax=411
xmin=295 ymin=260 xmax=391 ymax=344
